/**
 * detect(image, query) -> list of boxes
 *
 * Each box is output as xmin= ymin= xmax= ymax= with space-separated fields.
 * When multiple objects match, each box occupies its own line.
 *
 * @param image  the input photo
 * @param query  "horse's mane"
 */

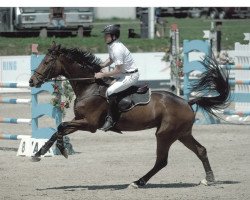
xmin=60 ymin=47 xmax=102 ymax=73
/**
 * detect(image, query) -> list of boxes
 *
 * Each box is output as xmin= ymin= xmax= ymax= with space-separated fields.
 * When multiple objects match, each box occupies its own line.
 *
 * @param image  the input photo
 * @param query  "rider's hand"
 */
xmin=95 ymin=72 xmax=105 ymax=79
xmin=100 ymin=63 xmax=106 ymax=68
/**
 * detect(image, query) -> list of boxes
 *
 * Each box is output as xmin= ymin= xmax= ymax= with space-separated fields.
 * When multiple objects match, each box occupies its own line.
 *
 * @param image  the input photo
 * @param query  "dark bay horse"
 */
xmin=29 ymin=43 xmax=230 ymax=188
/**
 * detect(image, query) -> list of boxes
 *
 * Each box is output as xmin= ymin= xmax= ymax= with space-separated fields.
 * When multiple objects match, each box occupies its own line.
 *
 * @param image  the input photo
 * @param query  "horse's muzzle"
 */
xmin=29 ymin=77 xmax=42 ymax=88
xmin=29 ymin=78 xmax=34 ymax=87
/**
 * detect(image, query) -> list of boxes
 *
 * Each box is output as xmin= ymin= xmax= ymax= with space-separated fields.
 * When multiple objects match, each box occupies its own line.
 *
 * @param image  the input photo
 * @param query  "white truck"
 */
xmin=0 ymin=7 xmax=94 ymax=37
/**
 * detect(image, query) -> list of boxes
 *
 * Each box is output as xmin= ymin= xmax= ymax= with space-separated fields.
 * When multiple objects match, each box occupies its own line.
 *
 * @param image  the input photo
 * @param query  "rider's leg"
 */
xmin=100 ymin=73 xmax=139 ymax=131
xmin=100 ymin=94 xmax=120 ymax=131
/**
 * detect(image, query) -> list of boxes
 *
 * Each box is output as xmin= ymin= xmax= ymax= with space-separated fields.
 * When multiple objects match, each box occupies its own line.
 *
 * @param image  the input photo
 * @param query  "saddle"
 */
xmin=96 ymin=79 xmax=151 ymax=112
xmin=116 ymin=84 xmax=151 ymax=112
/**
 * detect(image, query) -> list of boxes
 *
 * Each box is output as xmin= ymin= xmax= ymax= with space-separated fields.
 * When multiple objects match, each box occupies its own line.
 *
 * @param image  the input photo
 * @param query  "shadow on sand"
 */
xmin=36 ymin=180 xmax=240 ymax=191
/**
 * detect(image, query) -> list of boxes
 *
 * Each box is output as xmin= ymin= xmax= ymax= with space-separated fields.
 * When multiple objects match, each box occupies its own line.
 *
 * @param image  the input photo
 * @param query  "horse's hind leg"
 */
xmin=129 ymin=132 xmax=174 ymax=188
xmin=178 ymin=134 xmax=215 ymax=185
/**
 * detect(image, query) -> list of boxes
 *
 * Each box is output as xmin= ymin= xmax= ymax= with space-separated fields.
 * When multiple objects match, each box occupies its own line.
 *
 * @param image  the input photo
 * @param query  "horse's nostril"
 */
xmin=29 ymin=79 xmax=33 ymax=83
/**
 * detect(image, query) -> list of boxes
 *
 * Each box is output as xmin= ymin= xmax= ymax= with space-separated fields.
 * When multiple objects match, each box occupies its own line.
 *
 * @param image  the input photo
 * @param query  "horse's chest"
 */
xmin=74 ymin=99 xmax=88 ymax=118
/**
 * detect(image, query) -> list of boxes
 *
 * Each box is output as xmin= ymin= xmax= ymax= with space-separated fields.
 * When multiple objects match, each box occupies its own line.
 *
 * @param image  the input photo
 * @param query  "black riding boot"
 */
xmin=100 ymin=95 xmax=120 ymax=132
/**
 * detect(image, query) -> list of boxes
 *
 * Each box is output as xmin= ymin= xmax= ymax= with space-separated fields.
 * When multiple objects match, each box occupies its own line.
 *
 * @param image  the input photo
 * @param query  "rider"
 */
xmin=95 ymin=24 xmax=139 ymax=131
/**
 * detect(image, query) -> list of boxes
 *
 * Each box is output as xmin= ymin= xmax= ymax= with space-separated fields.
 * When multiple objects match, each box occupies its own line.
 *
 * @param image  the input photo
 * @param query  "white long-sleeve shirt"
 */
xmin=107 ymin=40 xmax=137 ymax=73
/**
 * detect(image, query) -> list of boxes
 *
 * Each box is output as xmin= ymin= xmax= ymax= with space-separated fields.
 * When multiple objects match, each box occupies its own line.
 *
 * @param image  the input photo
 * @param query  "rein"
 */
xmin=33 ymin=70 xmax=96 ymax=85
xmin=51 ymin=77 xmax=96 ymax=82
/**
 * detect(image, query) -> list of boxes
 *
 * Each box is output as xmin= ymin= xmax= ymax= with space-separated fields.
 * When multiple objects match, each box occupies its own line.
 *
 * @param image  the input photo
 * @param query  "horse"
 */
xmin=29 ymin=42 xmax=230 ymax=188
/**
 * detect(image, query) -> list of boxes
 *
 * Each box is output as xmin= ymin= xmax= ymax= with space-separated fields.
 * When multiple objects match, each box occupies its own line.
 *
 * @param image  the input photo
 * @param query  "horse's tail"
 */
xmin=188 ymin=56 xmax=231 ymax=118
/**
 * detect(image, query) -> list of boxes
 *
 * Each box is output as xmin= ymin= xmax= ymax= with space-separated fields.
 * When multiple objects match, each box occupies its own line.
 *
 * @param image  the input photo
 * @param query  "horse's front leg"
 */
xmin=55 ymin=118 xmax=95 ymax=158
xmin=31 ymin=132 xmax=59 ymax=161
xmin=31 ymin=118 xmax=92 ymax=161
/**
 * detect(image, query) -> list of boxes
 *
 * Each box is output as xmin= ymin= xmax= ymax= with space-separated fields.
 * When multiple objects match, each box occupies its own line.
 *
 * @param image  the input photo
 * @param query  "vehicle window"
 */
xmin=20 ymin=7 xmax=50 ymax=13
xmin=64 ymin=7 xmax=93 ymax=12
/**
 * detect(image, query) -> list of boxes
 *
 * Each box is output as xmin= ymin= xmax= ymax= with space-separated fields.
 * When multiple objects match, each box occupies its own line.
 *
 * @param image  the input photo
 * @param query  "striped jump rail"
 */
xmin=0 ymin=97 xmax=31 ymax=104
xmin=229 ymin=80 xmax=250 ymax=85
xmin=0 ymin=133 xmax=31 ymax=140
xmin=0 ymin=117 xmax=31 ymax=124
xmin=224 ymin=110 xmax=250 ymax=117
xmin=225 ymin=64 xmax=250 ymax=70
xmin=0 ymin=82 xmax=32 ymax=141
xmin=0 ymin=82 xmax=30 ymax=88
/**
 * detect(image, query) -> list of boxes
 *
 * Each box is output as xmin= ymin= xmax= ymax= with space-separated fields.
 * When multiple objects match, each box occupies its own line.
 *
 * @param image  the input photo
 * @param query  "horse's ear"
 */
xmin=57 ymin=44 xmax=61 ymax=50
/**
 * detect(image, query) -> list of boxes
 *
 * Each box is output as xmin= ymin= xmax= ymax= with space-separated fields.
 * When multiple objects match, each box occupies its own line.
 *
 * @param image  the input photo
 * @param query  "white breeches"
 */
xmin=106 ymin=72 xmax=140 ymax=97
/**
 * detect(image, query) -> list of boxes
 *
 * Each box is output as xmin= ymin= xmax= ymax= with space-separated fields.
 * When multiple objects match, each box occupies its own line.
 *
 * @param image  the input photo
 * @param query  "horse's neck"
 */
xmin=72 ymin=81 xmax=99 ymax=99
xmin=63 ymin=64 xmax=95 ymax=98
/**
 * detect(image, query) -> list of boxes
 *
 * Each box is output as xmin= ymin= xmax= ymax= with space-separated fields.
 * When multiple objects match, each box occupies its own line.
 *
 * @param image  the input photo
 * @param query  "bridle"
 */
xmin=33 ymin=49 xmax=96 ymax=84
xmin=33 ymin=50 xmax=58 ymax=84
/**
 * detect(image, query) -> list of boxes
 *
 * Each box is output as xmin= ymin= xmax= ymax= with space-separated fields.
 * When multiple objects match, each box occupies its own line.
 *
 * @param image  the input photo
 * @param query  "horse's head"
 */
xmin=29 ymin=42 xmax=102 ymax=88
xmin=29 ymin=42 xmax=63 ymax=87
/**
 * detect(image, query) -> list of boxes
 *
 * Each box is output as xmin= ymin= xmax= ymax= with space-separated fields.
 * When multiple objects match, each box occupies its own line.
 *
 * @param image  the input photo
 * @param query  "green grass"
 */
xmin=0 ymin=18 xmax=249 ymax=55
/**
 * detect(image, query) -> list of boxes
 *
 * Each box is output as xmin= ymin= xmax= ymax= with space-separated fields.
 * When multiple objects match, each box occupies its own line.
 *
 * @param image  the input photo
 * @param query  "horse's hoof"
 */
xmin=128 ymin=179 xmax=146 ymax=189
xmin=30 ymin=156 xmax=41 ymax=162
xmin=200 ymin=179 xmax=215 ymax=186
xmin=62 ymin=149 xmax=68 ymax=159
xmin=56 ymin=144 xmax=69 ymax=159
xmin=128 ymin=182 xmax=139 ymax=189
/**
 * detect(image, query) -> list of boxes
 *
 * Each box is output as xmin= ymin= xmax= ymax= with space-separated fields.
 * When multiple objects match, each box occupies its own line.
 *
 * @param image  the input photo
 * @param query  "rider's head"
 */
xmin=102 ymin=24 xmax=120 ymax=45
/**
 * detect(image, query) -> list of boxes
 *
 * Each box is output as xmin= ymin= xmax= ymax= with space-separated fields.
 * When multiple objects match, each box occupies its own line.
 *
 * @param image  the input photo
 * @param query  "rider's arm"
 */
xmin=95 ymin=64 xmax=122 ymax=79
xmin=100 ymin=58 xmax=113 ymax=68
xmin=102 ymin=65 xmax=122 ymax=77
